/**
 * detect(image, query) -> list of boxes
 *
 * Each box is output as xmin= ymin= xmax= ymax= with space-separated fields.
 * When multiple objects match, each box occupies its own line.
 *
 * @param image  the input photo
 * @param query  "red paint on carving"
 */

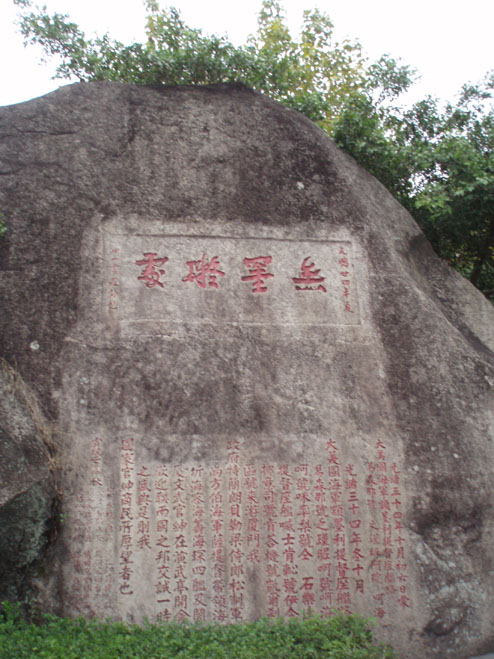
xmin=136 ymin=253 xmax=168 ymax=288
xmin=182 ymin=253 xmax=225 ymax=289
xmin=292 ymin=257 xmax=327 ymax=292
xmin=241 ymin=256 xmax=274 ymax=293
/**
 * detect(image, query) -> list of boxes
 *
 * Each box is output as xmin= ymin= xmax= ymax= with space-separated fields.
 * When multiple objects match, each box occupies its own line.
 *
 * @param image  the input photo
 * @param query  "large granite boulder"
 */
xmin=0 ymin=82 xmax=493 ymax=657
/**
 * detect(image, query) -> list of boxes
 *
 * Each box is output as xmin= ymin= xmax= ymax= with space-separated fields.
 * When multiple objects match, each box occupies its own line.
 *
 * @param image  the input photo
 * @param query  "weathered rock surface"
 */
xmin=0 ymin=360 xmax=56 ymax=604
xmin=0 ymin=82 xmax=493 ymax=658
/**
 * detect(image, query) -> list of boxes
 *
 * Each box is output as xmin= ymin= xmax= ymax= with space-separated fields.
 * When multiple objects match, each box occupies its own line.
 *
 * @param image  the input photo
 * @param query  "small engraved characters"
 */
xmin=338 ymin=246 xmax=354 ymax=312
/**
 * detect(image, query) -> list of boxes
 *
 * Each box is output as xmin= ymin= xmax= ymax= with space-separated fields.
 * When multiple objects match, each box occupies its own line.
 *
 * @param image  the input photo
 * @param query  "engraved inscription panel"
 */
xmin=64 ymin=436 xmax=410 ymax=624
xmin=105 ymin=235 xmax=360 ymax=329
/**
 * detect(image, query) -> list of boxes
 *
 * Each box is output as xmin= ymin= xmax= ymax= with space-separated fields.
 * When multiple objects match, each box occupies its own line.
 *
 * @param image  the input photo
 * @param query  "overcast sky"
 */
xmin=1 ymin=0 xmax=493 ymax=108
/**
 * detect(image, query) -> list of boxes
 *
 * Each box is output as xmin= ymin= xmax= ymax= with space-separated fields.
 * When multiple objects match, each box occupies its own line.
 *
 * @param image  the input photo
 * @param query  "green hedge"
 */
xmin=0 ymin=603 xmax=396 ymax=658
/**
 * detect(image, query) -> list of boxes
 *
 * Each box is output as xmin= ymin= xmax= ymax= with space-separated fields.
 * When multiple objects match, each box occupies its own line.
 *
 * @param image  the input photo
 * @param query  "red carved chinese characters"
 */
xmin=172 ymin=466 xmax=190 ymax=622
xmin=367 ymin=440 xmax=409 ymax=618
xmin=326 ymin=440 xmax=352 ymax=614
xmin=90 ymin=437 xmax=103 ymax=488
xmin=278 ymin=464 xmax=296 ymax=616
xmin=154 ymin=465 xmax=171 ymax=623
xmin=345 ymin=463 xmax=365 ymax=598
xmin=295 ymin=463 xmax=315 ymax=615
xmin=292 ymin=257 xmax=327 ymax=292
xmin=191 ymin=467 xmax=207 ymax=622
xmin=314 ymin=463 xmax=332 ymax=615
xmin=209 ymin=465 xmax=227 ymax=621
xmin=227 ymin=441 xmax=244 ymax=620
xmin=338 ymin=246 xmax=354 ymax=313
xmin=136 ymin=253 xmax=169 ymax=288
xmin=261 ymin=464 xmax=281 ymax=616
xmin=136 ymin=466 xmax=152 ymax=551
xmin=89 ymin=438 xmax=106 ymax=603
xmin=245 ymin=464 xmax=261 ymax=568
xmin=119 ymin=439 xmax=135 ymax=597
xmin=109 ymin=247 xmax=120 ymax=309
xmin=241 ymin=256 xmax=274 ymax=293
xmin=182 ymin=253 xmax=225 ymax=289
xmin=129 ymin=243 xmax=361 ymax=323
xmin=74 ymin=430 xmax=412 ymax=624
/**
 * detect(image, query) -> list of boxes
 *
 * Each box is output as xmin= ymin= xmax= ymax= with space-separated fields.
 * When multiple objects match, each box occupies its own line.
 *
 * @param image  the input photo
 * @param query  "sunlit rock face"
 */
xmin=1 ymin=81 xmax=493 ymax=658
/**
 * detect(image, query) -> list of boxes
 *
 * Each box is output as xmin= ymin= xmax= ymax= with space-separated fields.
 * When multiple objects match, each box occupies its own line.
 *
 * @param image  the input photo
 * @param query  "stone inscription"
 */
xmin=108 ymin=247 xmax=121 ymax=311
xmin=64 ymin=436 xmax=409 ymax=623
xmin=105 ymin=236 xmax=360 ymax=329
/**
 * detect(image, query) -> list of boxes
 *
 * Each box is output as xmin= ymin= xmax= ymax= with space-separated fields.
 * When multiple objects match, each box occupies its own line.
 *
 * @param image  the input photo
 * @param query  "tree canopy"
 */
xmin=12 ymin=0 xmax=494 ymax=300
xmin=334 ymin=73 xmax=494 ymax=297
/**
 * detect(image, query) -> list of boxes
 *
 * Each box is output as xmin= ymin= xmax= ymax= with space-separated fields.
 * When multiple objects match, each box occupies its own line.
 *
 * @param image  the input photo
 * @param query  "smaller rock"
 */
xmin=0 ymin=360 xmax=57 ymax=605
